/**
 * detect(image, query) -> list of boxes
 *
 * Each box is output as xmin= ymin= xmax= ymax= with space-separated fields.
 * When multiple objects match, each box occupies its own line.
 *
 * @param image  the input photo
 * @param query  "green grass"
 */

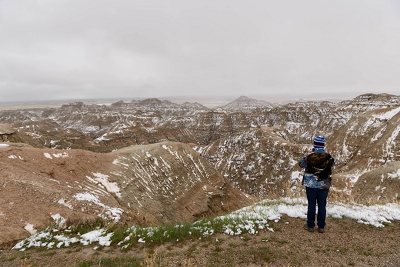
xmin=111 ymin=215 xmax=270 ymax=250
xmin=78 ymin=256 xmax=143 ymax=267
xmin=68 ymin=217 xmax=106 ymax=235
xmin=247 ymin=246 xmax=273 ymax=262
xmin=214 ymin=245 xmax=223 ymax=252
xmin=13 ymin=211 xmax=277 ymax=254
xmin=12 ymin=198 xmax=295 ymax=254
xmin=2 ymin=255 xmax=17 ymax=262
xmin=78 ymin=260 xmax=93 ymax=267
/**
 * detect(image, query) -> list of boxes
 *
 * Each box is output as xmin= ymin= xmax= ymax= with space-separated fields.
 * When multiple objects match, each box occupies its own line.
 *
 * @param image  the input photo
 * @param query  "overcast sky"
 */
xmin=0 ymin=0 xmax=399 ymax=103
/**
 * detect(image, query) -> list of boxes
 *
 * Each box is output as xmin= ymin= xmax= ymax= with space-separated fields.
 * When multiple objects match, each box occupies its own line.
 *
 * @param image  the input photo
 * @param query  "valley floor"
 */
xmin=1 ymin=216 xmax=400 ymax=267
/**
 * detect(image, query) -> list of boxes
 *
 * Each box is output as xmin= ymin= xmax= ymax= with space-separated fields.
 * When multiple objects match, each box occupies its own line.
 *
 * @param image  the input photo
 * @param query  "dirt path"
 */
xmin=1 ymin=216 xmax=399 ymax=267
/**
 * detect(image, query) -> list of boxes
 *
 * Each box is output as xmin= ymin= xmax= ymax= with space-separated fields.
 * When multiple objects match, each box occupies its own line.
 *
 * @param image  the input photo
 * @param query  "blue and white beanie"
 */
xmin=313 ymin=135 xmax=325 ymax=149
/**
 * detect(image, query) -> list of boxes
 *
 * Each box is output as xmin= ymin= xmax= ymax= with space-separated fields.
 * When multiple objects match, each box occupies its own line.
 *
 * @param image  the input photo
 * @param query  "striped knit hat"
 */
xmin=313 ymin=135 xmax=325 ymax=149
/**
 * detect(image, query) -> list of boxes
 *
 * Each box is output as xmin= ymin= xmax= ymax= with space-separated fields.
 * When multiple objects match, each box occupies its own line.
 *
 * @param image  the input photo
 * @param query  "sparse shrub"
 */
xmin=334 ymin=246 xmax=349 ymax=254
xmin=98 ymin=256 xmax=142 ymax=267
xmin=4 ymin=256 xmax=17 ymax=262
xmin=215 ymin=237 xmax=224 ymax=243
xmin=214 ymin=246 xmax=223 ymax=252
xmin=44 ymin=251 xmax=56 ymax=257
xmin=240 ymin=235 xmax=251 ymax=241
xmin=141 ymin=250 xmax=162 ymax=267
xmin=79 ymin=260 xmax=93 ymax=267
xmin=247 ymin=246 xmax=272 ymax=262
xmin=362 ymin=248 xmax=373 ymax=256
xmin=185 ymin=244 xmax=197 ymax=257
xmin=268 ymin=236 xmax=288 ymax=246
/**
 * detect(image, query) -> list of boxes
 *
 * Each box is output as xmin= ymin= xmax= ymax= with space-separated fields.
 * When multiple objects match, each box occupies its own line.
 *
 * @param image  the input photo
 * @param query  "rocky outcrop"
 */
xmin=195 ymin=127 xmax=307 ymax=198
xmin=329 ymin=106 xmax=400 ymax=171
xmin=0 ymin=124 xmax=17 ymax=142
xmin=352 ymin=161 xmax=400 ymax=203
xmin=0 ymin=124 xmax=41 ymax=145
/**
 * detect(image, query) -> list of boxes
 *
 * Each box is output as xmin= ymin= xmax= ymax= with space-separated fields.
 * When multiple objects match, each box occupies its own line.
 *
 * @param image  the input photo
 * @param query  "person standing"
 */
xmin=299 ymin=136 xmax=334 ymax=233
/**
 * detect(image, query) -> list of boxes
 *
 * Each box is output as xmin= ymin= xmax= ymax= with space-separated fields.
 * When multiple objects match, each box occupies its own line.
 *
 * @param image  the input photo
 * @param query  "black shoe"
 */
xmin=318 ymin=228 xmax=325 ymax=233
xmin=303 ymin=224 xmax=314 ymax=232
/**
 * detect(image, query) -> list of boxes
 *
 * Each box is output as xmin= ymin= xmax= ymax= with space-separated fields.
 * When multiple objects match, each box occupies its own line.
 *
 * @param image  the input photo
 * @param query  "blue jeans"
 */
xmin=306 ymin=187 xmax=329 ymax=229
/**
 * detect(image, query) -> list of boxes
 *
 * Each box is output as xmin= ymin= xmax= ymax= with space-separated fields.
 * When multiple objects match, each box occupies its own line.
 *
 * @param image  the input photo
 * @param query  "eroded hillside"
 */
xmin=194 ymin=126 xmax=306 ymax=197
xmin=0 ymin=142 xmax=253 ymax=247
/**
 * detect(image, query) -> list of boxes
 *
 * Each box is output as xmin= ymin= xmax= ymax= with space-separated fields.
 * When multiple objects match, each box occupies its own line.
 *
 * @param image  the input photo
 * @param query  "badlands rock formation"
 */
xmin=0 ymin=93 xmax=399 ymax=247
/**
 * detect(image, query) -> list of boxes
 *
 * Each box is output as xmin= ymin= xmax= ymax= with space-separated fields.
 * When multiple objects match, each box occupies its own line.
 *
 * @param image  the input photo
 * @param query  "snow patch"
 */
xmin=80 ymin=229 xmax=112 ymax=246
xmin=95 ymin=134 xmax=110 ymax=141
xmin=52 ymin=152 xmax=69 ymax=158
xmin=51 ymin=214 xmax=67 ymax=229
xmin=8 ymin=155 xmax=23 ymax=160
xmin=372 ymin=106 xmax=400 ymax=120
xmin=88 ymin=172 xmax=121 ymax=198
xmin=112 ymin=159 xmax=129 ymax=167
xmin=388 ymin=169 xmax=400 ymax=179
xmin=74 ymin=192 xmax=99 ymax=203
xmin=24 ymin=223 xmax=37 ymax=235
xmin=73 ymin=192 xmax=123 ymax=222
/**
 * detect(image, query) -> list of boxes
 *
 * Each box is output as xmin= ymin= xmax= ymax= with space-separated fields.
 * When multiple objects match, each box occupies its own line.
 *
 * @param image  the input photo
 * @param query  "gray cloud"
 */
xmin=0 ymin=0 xmax=399 ymax=103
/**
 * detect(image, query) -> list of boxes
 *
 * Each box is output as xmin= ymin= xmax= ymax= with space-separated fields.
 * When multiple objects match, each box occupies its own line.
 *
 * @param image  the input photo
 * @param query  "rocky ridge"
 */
xmin=216 ymin=95 xmax=274 ymax=112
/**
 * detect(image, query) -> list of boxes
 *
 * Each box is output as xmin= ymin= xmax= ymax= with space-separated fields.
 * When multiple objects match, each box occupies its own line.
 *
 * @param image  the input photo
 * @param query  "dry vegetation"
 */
xmin=1 ymin=215 xmax=400 ymax=267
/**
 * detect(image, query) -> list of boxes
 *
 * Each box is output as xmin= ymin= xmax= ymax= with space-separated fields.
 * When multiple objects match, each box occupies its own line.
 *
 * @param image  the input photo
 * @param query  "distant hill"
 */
xmin=217 ymin=96 xmax=274 ymax=111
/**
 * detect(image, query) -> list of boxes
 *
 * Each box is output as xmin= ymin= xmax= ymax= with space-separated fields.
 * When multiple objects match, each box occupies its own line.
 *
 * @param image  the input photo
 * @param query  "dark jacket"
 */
xmin=299 ymin=148 xmax=334 ymax=189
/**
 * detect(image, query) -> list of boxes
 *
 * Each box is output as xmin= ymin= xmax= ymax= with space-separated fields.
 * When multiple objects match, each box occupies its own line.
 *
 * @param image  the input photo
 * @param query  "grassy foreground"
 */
xmin=2 ymin=199 xmax=400 ymax=266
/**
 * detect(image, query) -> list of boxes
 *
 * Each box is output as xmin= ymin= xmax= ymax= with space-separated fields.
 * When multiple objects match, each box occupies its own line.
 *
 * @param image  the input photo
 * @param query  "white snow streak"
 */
xmin=388 ymin=169 xmax=400 ymax=179
xmin=88 ymin=172 xmax=121 ymax=198
xmin=372 ymin=107 xmax=400 ymax=120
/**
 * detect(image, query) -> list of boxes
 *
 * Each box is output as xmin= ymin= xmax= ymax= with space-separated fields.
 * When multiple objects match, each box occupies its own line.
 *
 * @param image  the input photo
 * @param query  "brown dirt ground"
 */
xmin=1 ymin=216 xmax=399 ymax=267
